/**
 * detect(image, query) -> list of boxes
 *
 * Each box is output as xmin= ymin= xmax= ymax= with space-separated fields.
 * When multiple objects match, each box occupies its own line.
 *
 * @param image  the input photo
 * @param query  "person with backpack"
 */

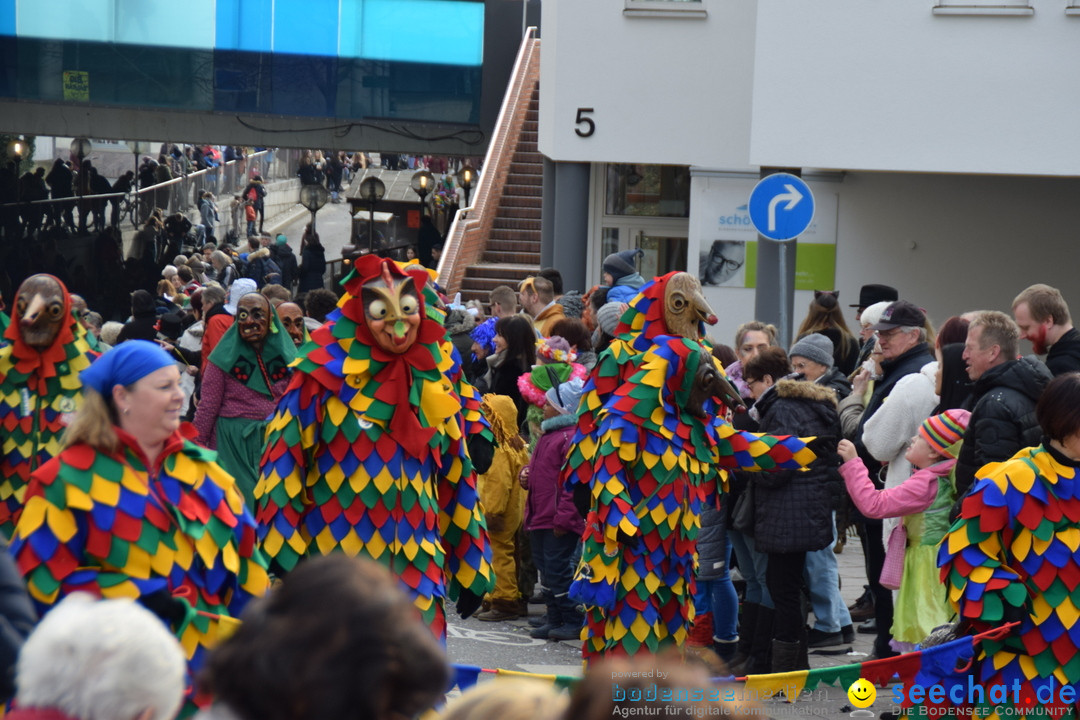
xmin=244 ymin=237 xmax=281 ymax=288
xmin=242 ymin=175 xmax=266 ymax=233
xmin=270 ymin=233 xmax=299 ymax=291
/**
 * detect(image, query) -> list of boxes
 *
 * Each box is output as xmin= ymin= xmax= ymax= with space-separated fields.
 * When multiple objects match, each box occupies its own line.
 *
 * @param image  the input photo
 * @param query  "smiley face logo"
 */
xmin=848 ymin=679 xmax=876 ymax=709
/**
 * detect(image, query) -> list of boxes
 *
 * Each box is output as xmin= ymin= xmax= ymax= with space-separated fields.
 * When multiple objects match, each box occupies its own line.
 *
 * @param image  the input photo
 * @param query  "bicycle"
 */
xmin=118 ymin=189 xmax=142 ymax=228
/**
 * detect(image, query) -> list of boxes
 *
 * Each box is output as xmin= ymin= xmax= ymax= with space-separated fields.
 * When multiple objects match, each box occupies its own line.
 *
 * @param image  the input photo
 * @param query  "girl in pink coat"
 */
xmin=837 ymin=408 xmax=970 ymax=649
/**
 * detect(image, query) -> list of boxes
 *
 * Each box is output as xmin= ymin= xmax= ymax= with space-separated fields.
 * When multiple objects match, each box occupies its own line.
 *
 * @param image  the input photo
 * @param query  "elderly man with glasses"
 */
xmin=846 ymin=300 xmax=937 ymax=660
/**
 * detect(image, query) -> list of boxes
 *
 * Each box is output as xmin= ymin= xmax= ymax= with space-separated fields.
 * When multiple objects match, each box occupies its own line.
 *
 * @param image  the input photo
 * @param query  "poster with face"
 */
xmin=699 ymin=240 xmax=746 ymax=287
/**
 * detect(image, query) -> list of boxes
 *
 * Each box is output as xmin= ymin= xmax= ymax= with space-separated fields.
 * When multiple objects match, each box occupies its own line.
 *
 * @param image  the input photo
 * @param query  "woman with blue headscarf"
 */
xmin=10 ymin=340 xmax=270 ymax=713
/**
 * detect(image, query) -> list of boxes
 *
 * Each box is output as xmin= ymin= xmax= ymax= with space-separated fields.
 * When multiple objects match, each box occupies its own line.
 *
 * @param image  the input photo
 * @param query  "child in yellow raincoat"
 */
xmin=474 ymin=394 xmax=531 ymax=621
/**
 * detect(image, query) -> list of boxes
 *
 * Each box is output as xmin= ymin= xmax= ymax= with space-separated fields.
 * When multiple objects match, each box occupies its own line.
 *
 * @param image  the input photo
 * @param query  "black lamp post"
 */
xmin=7 ymin=139 xmax=25 ymax=176
xmin=358 ymin=176 xmax=386 ymax=254
xmin=299 ymin=183 xmax=330 ymax=235
xmin=456 ymin=164 xmax=476 ymax=207
xmin=70 ymin=137 xmax=92 ymax=233
xmin=410 ymin=170 xmax=433 ymax=217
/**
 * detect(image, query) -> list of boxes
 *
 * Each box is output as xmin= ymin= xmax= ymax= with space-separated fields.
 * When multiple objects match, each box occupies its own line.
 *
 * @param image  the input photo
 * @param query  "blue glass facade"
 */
xmin=0 ymin=0 xmax=484 ymax=122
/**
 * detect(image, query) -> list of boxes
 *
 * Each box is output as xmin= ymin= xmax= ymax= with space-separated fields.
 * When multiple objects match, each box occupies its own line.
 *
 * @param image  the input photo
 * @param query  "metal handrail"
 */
xmin=0 ymin=150 xmax=271 ymax=209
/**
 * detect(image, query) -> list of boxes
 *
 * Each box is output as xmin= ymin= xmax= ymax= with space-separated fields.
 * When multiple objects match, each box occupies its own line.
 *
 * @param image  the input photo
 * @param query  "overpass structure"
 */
xmin=0 ymin=0 xmax=534 ymax=153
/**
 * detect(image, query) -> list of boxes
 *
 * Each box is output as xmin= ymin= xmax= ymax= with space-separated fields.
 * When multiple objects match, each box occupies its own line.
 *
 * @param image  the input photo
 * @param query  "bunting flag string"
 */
xmin=734 ymin=622 xmax=1018 ymax=703
xmin=446 ymin=622 xmax=1021 ymax=701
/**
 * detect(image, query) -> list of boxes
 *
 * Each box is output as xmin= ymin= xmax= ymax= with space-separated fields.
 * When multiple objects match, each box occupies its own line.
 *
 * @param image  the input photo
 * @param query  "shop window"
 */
xmin=605 ymin=164 xmax=690 ymax=218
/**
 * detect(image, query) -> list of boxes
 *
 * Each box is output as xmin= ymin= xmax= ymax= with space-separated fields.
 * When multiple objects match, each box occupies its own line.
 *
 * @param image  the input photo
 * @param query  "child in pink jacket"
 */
xmin=837 ymin=408 xmax=970 ymax=649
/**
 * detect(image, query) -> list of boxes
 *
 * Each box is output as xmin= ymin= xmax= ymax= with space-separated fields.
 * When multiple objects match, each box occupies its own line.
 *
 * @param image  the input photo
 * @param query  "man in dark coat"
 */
xmin=110 ymin=171 xmax=134 ymax=229
xmin=955 ymin=310 xmax=1052 ymax=497
xmin=270 ymin=234 xmax=299 ymax=291
xmin=1012 ymin=283 xmax=1080 ymax=376
xmin=45 ymin=159 xmax=75 ymax=231
xmin=87 ymin=167 xmax=113 ymax=232
xmin=116 ymin=290 xmax=160 ymax=343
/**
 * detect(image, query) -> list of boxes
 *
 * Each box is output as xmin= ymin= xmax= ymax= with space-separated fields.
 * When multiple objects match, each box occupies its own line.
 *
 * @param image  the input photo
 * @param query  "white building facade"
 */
xmin=538 ymin=0 xmax=1080 ymax=347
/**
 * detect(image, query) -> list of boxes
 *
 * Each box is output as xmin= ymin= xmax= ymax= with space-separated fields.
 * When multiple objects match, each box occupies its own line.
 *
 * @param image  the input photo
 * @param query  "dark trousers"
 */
xmin=860 ymin=519 xmax=895 ymax=656
xmin=530 ymin=529 xmax=579 ymax=622
xmin=765 ymin=550 xmax=807 ymax=643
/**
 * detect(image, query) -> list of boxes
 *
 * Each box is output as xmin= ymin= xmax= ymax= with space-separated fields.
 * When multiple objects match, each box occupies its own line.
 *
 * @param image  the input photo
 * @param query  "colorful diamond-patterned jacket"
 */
xmin=11 ymin=426 xmax=270 ymax=679
xmin=563 ymin=272 xmax=818 ymax=661
xmin=0 ymin=307 xmax=97 ymax=537
xmin=939 ymin=442 xmax=1080 ymax=718
xmin=255 ymin=263 xmax=493 ymax=640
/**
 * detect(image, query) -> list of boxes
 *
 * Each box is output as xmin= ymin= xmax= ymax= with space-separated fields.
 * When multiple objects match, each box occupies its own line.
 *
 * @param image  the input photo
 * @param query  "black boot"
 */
xmin=713 ymin=638 xmax=739 ymax=667
xmin=730 ymin=605 xmax=773 ymax=675
xmin=771 ymin=638 xmax=802 ymax=673
xmin=797 ymin=626 xmax=810 ymax=671
xmin=728 ymin=602 xmax=758 ymax=670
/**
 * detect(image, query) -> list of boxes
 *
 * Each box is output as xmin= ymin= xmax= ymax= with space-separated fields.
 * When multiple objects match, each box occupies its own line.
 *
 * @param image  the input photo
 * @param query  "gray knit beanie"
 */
xmin=602 ymin=248 xmax=643 ymax=283
xmin=596 ymin=301 xmax=624 ymax=337
xmin=789 ymin=333 xmax=834 ymax=369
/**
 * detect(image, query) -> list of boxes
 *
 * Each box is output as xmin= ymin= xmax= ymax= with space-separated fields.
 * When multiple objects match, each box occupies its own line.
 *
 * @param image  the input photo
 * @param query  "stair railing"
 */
xmin=437 ymin=27 xmax=540 ymax=296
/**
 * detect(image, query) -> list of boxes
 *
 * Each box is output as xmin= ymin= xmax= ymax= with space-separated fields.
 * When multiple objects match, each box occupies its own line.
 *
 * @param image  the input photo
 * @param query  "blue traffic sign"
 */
xmin=748 ymin=173 xmax=815 ymax=241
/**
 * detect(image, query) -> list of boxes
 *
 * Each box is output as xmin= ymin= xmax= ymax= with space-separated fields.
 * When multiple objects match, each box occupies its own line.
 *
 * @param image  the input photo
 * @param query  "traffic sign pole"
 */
xmin=751 ymin=168 xmax=810 ymax=348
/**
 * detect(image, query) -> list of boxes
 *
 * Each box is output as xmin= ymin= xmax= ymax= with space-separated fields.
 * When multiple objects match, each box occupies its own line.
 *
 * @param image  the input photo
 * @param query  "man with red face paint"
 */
xmin=255 ymin=256 xmax=494 ymax=640
xmin=1012 ymin=283 xmax=1080 ymax=376
xmin=0 ymin=274 xmax=98 ymax=536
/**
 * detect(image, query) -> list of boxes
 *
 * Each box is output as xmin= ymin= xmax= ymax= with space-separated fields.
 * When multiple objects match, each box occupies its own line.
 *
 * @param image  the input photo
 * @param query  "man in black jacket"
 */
xmin=956 ymin=310 xmax=1052 ymax=497
xmin=1012 ymin=283 xmax=1080 ymax=376
xmin=270 ymin=234 xmax=299 ymax=291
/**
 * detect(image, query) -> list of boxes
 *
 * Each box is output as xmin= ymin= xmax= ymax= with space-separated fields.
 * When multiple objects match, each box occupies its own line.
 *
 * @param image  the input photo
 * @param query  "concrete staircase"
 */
xmin=457 ymin=86 xmax=542 ymax=305
xmin=438 ymin=30 xmax=542 ymax=308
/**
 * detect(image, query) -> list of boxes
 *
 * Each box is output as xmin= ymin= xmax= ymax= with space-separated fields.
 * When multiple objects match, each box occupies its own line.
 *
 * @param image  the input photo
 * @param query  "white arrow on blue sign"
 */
xmin=748 ymin=173 xmax=815 ymax=242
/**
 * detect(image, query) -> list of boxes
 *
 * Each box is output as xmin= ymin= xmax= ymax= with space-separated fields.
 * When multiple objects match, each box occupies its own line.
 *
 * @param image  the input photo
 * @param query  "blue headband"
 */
xmin=80 ymin=340 xmax=175 ymax=396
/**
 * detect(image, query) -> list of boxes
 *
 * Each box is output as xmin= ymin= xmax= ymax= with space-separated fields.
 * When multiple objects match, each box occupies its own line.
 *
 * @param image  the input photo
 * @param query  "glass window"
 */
xmin=601 ymin=227 xmax=620 ymax=260
xmin=604 ymin=164 xmax=690 ymax=218
xmin=639 ymin=234 xmax=687 ymax=277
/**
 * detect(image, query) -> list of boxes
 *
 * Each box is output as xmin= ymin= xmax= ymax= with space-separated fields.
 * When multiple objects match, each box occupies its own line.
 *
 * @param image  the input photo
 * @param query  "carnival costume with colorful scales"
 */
xmin=255 ymin=256 xmax=493 ymax=639
xmin=564 ymin=272 xmax=820 ymax=660
xmin=940 ymin=444 xmax=1080 ymax=719
xmin=11 ymin=427 xmax=271 ymax=708
xmin=0 ymin=274 xmax=98 ymax=536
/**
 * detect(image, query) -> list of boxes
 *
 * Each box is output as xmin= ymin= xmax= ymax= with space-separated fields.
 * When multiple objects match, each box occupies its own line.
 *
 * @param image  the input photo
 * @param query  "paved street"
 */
xmin=269 ymin=194 xmax=354 ymax=263
xmin=444 ymin=535 xmax=902 ymax=717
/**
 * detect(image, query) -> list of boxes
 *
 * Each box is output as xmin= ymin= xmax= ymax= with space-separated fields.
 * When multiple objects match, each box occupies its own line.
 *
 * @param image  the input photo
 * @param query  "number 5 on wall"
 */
xmin=574 ymin=108 xmax=595 ymax=137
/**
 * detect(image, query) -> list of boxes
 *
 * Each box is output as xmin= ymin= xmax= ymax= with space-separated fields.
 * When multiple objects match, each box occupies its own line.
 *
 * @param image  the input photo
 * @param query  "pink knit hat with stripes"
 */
xmin=918 ymin=408 xmax=971 ymax=459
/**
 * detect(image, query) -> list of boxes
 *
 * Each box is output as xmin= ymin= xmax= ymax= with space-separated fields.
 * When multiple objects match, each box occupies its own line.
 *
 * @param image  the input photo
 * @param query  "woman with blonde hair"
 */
xmin=10 ymin=340 xmax=270 ymax=713
xmin=726 ymin=321 xmax=778 ymax=405
xmin=210 ymin=249 xmax=237 ymax=288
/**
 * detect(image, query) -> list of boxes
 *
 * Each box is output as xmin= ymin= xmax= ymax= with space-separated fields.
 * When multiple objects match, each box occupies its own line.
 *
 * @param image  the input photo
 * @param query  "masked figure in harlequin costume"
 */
xmin=0 ymin=274 xmax=98 ymax=536
xmin=938 ymin=373 xmax=1080 ymax=720
xmin=10 ymin=340 xmax=270 ymax=714
xmin=565 ymin=271 xmax=823 ymax=660
xmin=255 ymin=256 xmax=494 ymax=639
xmin=194 ymin=292 xmax=295 ymax=509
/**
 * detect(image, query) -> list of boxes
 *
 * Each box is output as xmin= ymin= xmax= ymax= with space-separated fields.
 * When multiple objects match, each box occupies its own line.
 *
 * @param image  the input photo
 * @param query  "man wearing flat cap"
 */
xmin=850 ymin=299 xmax=936 ymax=661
